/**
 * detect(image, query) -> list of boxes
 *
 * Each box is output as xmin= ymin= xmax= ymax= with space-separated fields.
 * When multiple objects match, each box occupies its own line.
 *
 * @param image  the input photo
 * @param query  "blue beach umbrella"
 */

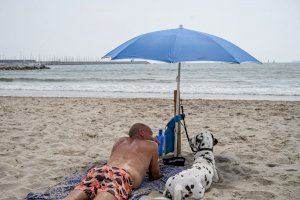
xmin=103 ymin=26 xmax=261 ymax=156
xmin=103 ymin=26 xmax=260 ymax=64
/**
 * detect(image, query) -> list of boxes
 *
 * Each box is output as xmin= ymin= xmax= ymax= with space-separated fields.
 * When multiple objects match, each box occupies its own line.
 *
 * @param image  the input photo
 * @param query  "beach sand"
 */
xmin=0 ymin=97 xmax=299 ymax=200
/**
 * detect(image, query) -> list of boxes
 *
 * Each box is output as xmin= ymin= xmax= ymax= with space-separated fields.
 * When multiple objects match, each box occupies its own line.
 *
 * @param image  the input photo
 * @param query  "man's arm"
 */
xmin=148 ymin=143 xmax=162 ymax=180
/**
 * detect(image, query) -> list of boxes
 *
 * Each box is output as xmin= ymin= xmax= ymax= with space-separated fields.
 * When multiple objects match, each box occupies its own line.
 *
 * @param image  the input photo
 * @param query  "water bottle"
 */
xmin=156 ymin=129 xmax=164 ymax=157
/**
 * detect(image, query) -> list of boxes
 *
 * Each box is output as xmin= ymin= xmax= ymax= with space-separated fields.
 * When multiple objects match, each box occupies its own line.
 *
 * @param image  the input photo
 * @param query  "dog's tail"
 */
xmin=173 ymin=184 xmax=183 ymax=200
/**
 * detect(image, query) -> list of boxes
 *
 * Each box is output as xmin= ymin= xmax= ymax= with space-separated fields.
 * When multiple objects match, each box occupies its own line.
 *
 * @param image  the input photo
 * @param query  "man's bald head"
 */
xmin=128 ymin=123 xmax=151 ymax=137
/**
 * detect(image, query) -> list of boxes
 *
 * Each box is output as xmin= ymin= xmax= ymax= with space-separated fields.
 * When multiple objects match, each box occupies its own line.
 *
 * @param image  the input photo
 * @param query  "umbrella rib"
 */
xmin=169 ymin=31 xmax=180 ymax=63
xmin=110 ymin=34 xmax=173 ymax=62
xmin=201 ymin=34 xmax=240 ymax=63
xmin=105 ymin=35 xmax=144 ymax=60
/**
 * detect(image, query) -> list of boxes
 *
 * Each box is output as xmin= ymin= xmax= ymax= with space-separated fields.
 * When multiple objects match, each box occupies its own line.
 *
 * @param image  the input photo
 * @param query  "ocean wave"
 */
xmin=1 ymin=88 xmax=299 ymax=96
xmin=0 ymin=77 xmax=170 ymax=83
xmin=1 ymin=63 xmax=299 ymax=99
xmin=0 ymin=77 xmax=74 ymax=82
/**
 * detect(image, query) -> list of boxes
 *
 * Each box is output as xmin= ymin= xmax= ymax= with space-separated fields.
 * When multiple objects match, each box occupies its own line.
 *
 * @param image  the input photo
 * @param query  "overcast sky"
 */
xmin=0 ymin=0 xmax=299 ymax=62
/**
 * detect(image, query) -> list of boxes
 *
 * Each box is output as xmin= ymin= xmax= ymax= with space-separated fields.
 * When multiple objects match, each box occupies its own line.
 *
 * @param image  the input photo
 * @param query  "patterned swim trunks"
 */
xmin=75 ymin=165 xmax=133 ymax=200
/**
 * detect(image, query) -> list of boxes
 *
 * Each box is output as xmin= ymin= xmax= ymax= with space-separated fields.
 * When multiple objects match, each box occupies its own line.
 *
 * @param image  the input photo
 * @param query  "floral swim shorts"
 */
xmin=75 ymin=165 xmax=133 ymax=200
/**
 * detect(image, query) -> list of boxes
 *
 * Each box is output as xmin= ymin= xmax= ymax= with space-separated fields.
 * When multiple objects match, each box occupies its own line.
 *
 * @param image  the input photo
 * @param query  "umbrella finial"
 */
xmin=179 ymin=24 xmax=183 ymax=29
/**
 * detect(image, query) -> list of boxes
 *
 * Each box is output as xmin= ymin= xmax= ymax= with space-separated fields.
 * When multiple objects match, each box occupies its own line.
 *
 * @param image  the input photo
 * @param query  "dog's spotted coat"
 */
xmin=163 ymin=131 xmax=219 ymax=199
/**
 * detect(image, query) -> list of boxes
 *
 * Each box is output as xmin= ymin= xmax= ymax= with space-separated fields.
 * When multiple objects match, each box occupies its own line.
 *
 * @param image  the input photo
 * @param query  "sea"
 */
xmin=0 ymin=63 xmax=299 ymax=101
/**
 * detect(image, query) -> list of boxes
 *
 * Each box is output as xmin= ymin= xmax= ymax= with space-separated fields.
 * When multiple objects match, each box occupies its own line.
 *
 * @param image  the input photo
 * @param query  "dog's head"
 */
xmin=190 ymin=130 xmax=218 ymax=152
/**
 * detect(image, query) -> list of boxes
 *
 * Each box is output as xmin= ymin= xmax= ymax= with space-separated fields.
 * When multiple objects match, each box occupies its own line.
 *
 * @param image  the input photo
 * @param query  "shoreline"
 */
xmin=1 ymin=95 xmax=300 ymax=103
xmin=1 ymin=97 xmax=299 ymax=199
xmin=0 ymin=90 xmax=299 ymax=101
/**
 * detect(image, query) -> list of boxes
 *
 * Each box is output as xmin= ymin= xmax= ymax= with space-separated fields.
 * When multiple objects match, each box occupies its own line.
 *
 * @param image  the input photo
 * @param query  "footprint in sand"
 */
xmin=216 ymin=155 xmax=259 ymax=183
xmin=256 ymin=177 xmax=274 ymax=186
xmin=240 ymin=190 xmax=276 ymax=199
xmin=266 ymin=163 xmax=278 ymax=168
xmin=245 ymin=161 xmax=256 ymax=165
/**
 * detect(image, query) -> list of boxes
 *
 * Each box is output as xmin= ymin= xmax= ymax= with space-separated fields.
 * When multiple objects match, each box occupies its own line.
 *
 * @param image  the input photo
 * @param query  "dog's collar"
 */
xmin=194 ymin=148 xmax=214 ymax=164
xmin=194 ymin=153 xmax=214 ymax=164
xmin=198 ymin=147 xmax=213 ymax=152
xmin=191 ymin=147 xmax=214 ymax=153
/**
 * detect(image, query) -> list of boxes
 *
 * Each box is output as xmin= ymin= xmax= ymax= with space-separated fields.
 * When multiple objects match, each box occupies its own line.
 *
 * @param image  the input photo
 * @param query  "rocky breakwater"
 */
xmin=0 ymin=63 xmax=50 ymax=70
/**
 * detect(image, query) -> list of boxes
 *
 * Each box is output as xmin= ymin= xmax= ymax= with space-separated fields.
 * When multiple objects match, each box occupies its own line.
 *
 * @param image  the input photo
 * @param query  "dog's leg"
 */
xmin=163 ymin=188 xmax=172 ymax=199
xmin=212 ymin=165 xmax=219 ymax=183
xmin=153 ymin=197 xmax=170 ymax=200
xmin=191 ymin=183 xmax=205 ymax=199
xmin=173 ymin=184 xmax=183 ymax=200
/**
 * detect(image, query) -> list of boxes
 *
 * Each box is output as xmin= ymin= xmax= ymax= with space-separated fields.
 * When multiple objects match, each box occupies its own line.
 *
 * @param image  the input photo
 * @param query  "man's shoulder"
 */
xmin=118 ymin=136 xmax=129 ymax=141
xmin=142 ymin=140 xmax=159 ymax=149
xmin=114 ymin=137 xmax=129 ymax=146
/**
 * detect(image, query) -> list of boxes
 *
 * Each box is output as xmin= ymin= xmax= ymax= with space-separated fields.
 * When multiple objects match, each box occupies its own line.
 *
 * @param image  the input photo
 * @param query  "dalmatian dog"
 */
xmin=163 ymin=131 xmax=219 ymax=200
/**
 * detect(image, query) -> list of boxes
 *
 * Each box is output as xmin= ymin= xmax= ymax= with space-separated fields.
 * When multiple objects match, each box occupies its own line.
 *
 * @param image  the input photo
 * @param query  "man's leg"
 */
xmin=94 ymin=191 xmax=116 ymax=200
xmin=63 ymin=189 xmax=89 ymax=200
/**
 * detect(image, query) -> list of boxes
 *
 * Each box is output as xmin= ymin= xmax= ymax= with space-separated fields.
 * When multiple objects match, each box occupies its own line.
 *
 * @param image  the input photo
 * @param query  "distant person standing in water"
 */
xmin=64 ymin=123 xmax=162 ymax=200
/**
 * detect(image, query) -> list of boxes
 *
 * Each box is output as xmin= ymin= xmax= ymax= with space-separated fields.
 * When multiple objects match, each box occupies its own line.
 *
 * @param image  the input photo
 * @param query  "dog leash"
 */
xmin=181 ymin=105 xmax=215 ymax=153
xmin=180 ymin=105 xmax=197 ymax=152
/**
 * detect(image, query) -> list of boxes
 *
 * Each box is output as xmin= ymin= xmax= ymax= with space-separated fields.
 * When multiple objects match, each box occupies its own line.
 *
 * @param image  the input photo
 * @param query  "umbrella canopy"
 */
xmin=103 ymin=27 xmax=261 ymax=64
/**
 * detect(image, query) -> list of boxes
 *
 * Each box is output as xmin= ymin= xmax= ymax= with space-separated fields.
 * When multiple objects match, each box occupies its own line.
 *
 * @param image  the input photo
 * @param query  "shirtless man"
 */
xmin=64 ymin=123 xmax=162 ymax=200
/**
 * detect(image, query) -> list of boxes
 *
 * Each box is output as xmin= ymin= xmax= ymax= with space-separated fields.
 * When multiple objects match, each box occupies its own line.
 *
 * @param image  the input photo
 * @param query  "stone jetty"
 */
xmin=0 ymin=63 xmax=50 ymax=70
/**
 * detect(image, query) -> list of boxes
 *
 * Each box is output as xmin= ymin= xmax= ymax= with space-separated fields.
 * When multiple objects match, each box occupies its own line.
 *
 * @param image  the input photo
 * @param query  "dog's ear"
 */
xmin=210 ymin=132 xmax=218 ymax=146
xmin=196 ymin=134 xmax=203 ymax=144
xmin=213 ymin=138 xmax=218 ymax=146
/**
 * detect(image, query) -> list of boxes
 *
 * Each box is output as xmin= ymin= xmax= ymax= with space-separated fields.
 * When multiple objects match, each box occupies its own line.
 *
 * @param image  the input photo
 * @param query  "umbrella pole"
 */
xmin=174 ymin=62 xmax=181 ymax=157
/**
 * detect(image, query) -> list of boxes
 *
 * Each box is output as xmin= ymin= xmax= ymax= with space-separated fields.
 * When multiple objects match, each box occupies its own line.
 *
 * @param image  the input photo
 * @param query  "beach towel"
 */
xmin=24 ymin=160 xmax=186 ymax=200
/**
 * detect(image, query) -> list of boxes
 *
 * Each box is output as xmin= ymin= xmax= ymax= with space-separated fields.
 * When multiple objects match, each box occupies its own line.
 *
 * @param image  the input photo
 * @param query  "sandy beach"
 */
xmin=0 ymin=96 xmax=299 ymax=200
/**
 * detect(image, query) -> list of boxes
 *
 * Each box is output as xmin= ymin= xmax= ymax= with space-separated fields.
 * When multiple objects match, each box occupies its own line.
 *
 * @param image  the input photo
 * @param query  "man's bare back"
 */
xmin=109 ymin=136 xmax=161 ymax=188
xmin=64 ymin=123 xmax=161 ymax=200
